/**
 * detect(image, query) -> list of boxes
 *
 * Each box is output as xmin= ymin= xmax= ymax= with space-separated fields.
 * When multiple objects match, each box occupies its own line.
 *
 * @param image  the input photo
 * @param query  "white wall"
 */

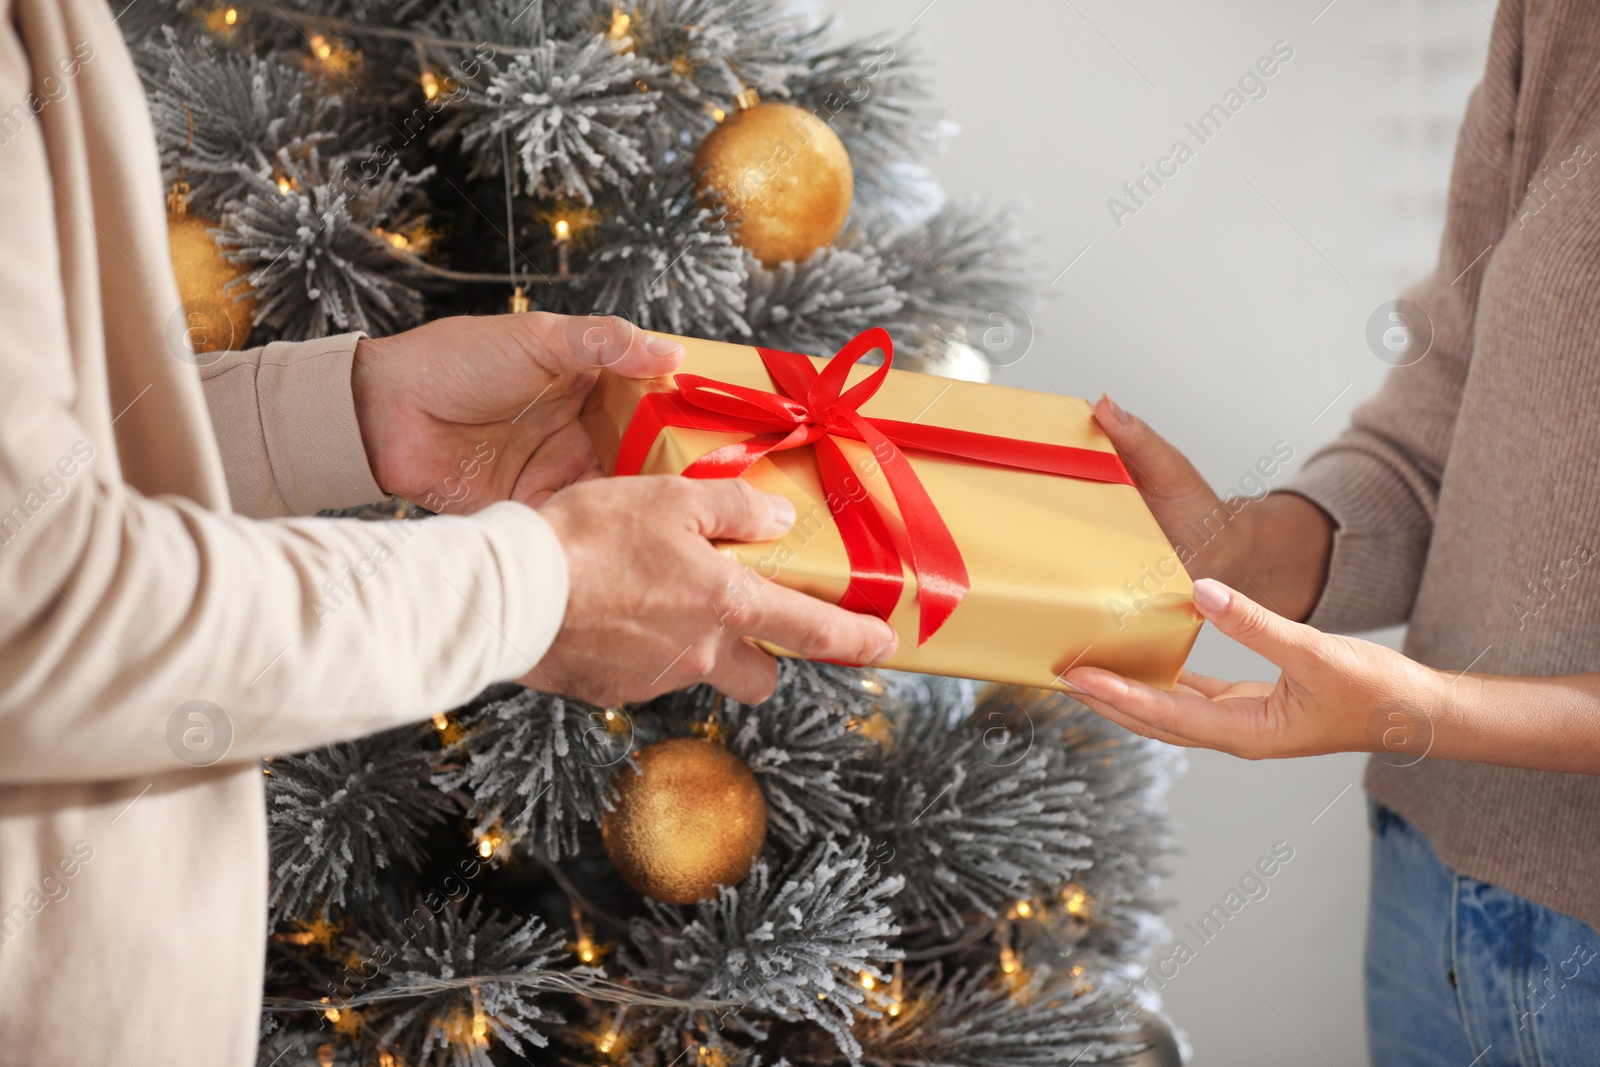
xmin=835 ymin=1 xmax=1487 ymax=1063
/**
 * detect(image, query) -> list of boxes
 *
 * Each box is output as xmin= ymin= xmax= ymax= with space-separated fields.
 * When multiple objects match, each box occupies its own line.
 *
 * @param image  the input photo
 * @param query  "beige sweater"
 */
xmin=0 ymin=2 xmax=568 ymax=1063
xmin=1292 ymin=0 xmax=1600 ymax=929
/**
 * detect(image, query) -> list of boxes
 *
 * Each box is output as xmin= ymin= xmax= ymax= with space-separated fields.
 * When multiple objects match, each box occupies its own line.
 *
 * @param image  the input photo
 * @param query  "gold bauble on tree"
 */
xmin=167 ymin=183 xmax=257 ymax=355
xmin=692 ymin=88 xmax=853 ymax=267
xmin=601 ymin=737 xmax=768 ymax=904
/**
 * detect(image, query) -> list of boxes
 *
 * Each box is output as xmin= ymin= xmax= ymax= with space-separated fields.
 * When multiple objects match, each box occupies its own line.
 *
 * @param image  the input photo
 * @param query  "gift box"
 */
xmin=579 ymin=328 xmax=1201 ymax=691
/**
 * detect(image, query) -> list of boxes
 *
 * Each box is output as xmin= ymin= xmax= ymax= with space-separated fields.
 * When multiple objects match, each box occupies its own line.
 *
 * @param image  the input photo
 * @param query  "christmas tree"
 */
xmin=122 ymin=3 xmax=1185 ymax=1065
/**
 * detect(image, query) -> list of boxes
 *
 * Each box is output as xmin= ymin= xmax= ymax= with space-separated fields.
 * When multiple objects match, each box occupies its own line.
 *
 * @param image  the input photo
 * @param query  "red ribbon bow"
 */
xmin=616 ymin=327 xmax=1134 ymax=644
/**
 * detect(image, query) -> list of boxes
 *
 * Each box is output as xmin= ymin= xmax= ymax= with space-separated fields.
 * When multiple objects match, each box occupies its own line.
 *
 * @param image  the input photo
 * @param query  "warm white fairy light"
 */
xmin=606 ymin=7 xmax=634 ymax=53
xmin=1061 ymin=883 xmax=1090 ymax=917
xmin=571 ymin=904 xmax=600 ymax=964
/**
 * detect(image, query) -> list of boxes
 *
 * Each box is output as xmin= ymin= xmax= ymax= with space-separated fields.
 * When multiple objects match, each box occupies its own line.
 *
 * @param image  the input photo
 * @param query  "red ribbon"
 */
xmin=616 ymin=328 xmax=1134 ymax=644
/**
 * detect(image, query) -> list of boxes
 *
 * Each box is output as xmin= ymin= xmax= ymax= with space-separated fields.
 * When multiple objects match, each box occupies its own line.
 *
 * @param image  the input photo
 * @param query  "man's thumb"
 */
xmin=546 ymin=313 xmax=684 ymax=377
xmin=1192 ymin=578 xmax=1317 ymax=667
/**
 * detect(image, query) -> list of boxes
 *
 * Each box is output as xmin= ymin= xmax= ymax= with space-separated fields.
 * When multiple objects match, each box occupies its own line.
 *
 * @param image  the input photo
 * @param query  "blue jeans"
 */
xmin=1367 ymin=802 xmax=1600 ymax=1065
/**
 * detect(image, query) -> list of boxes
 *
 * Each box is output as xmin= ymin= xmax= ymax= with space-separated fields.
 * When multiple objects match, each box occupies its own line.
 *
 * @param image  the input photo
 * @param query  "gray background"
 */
xmin=837 ymin=0 xmax=1489 ymax=1063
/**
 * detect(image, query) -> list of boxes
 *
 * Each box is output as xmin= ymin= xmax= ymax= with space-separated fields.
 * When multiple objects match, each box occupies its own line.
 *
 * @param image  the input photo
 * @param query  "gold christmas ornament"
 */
xmin=601 ymin=737 xmax=767 ymax=904
xmin=691 ymin=88 xmax=853 ymax=267
xmin=167 ymin=184 xmax=257 ymax=355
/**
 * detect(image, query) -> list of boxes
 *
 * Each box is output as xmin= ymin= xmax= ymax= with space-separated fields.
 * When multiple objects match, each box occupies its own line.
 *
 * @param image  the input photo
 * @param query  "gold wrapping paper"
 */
xmin=579 ymin=334 xmax=1201 ymax=691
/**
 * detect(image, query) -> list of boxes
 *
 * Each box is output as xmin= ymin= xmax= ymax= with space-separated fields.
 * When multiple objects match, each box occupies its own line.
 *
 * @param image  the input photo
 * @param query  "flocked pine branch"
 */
xmin=256 ymin=1021 xmax=361 ymax=1067
xmin=1008 ymin=688 xmax=1181 ymax=972
xmin=865 ymin=685 xmax=1096 ymax=934
xmin=218 ymin=147 xmax=430 ymax=339
xmin=743 ymin=244 xmax=904 ymax=358
xmin=320 ymin=0 xmax=450 ymax=29
xmin=625 ymin=837 xmax=903 ymax=1062
xmin=435 ymin=688 xmax=625 ymax=859
xmin=460 ymin=34 xmax=659 ymax=203
xmin=141 ymin=32 xmax=349 ymax=216
xmin=442 ymin=0 xmax=554 ymax=47
xmin=341 ymin=899 xmax=565 ymax=1067
xmin=624 ymin=0 xmax=815 ymax=124
xmin=265 ymin=723 xmax=457 ymax=922
xmin=722 ymin=670 xmax=880 ymax=849
xmin=870 ymin=200 xmax=1037 ymax=342
xmin=575 ymin=172 xmax=750 ymax=336
xmin=853 ymin=965 xmax=1131 ymax=1067
xmin=118 ymin=0 xmax=208 ymax=49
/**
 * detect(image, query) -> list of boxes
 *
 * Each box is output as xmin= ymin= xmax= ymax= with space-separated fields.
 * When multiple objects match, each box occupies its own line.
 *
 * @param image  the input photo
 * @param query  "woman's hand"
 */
xmin=1080 ymin=404 xmax=1600 ymax=774
xmin=1092 ymin=396 xmax=1333 ymax=623
xmin=351 ymin=312 xmax=681 ymax=513
xmin=1065 ymin=577 xmax=1447 ymax=761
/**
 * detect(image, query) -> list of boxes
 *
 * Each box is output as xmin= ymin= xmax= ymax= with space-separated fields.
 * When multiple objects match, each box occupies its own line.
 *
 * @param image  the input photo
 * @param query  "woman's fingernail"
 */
xmin=1103 ymin=394 xmax=1129 ymax=425
xmin=1061 ymin=670 xmax=1104 ymax=698
xmin=766 ymin=494 xmax=796 ymax=528
xmin=1193 ymin=578 xmax=1232 ymax=615
xmin=644 ymin=333 xmax=683 ymax=358
xmin=870 ymin=627 xmax=898 ymax=663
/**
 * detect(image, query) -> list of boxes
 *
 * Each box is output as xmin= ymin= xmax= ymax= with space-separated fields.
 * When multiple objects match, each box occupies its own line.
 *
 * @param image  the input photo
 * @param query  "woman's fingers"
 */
xmin=1177 ymin=668 xmax=1233 ymax=698
xmin=1065 ymin=668 xmax=1189 ymax=736
xmin=1068 ymin=687 xmax=1198 ymax=748
xmin=1192 ymin=579 xmax=1321 ymax=670
xmin=1066 ymin=666 xmax=1274 ymax=755
xmin=1065 ymin=582 xmax=1351 ymax=759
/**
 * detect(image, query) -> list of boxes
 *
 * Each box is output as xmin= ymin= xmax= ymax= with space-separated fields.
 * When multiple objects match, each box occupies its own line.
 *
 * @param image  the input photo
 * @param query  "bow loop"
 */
xmin=674 ymin=374 xmax=810 ymax=429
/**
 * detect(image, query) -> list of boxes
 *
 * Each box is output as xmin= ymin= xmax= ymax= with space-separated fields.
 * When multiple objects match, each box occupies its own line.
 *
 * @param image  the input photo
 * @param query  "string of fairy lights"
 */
xmin=264 ymin=894 xmax=1099 ymax=1063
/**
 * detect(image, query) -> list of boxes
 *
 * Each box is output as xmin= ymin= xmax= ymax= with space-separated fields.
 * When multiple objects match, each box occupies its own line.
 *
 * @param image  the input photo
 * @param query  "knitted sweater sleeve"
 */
xmin=1284 ymin=0 xmax=1522 ymax=634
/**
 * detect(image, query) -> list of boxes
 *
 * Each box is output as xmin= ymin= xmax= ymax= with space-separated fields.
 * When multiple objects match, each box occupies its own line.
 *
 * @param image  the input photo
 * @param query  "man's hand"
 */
xmin=1065 ymin=578 xmax=1446 ymax=761
xmin=523 ymin=475 xmax=900 ymax=706
xmin=352 ymin=313 xmax=681 ymax=513
xmin=1091 ymin=395 xmax=1333 ymax=623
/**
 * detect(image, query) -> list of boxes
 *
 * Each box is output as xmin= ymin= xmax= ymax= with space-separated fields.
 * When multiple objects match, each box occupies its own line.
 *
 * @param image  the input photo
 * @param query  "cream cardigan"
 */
xmin=0 ymin=2 xmax=567 ymax=1062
